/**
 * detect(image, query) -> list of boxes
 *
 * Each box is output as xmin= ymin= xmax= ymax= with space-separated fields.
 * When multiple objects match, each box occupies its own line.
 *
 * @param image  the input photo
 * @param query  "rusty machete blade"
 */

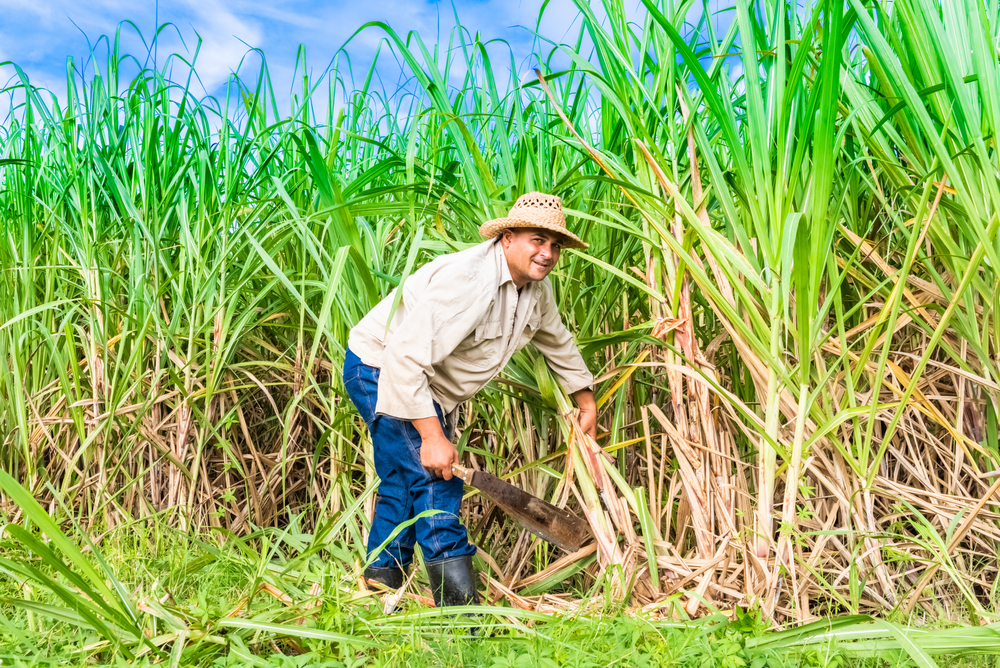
xmin=466 ymin=468 xmax=592 ymax=553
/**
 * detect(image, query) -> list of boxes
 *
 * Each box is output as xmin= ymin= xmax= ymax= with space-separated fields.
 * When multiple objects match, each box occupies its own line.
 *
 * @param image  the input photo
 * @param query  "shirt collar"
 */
xmin=494 ymin=238 xmax=516 ymax=288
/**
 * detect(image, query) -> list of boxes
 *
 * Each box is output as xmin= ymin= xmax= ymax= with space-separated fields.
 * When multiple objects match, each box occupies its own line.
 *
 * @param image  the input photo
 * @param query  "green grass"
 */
xmin=0 ymin=510 xmax=993 ymax=668
xmin=0 ymin=512 xmax=744 ymax=667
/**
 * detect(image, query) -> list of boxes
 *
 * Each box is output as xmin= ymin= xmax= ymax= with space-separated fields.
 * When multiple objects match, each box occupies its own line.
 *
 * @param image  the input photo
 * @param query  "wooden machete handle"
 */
xmin=451 ymin=463 xmax=474 ymax=484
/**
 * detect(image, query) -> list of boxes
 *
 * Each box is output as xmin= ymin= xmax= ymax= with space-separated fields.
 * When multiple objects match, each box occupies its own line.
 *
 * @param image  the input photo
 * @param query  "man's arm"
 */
xmin=528 ymin=281 xmax=597 ymax=436
xmin=376 ymin=262 xmax=484 ymax=421
xmin=375 ymin=262 xmax=487 ymax=479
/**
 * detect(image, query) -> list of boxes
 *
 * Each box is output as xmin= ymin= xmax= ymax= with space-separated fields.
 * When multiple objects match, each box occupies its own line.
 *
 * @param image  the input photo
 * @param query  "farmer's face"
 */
xmin=501 ymin=228 xmax=563 ymax=288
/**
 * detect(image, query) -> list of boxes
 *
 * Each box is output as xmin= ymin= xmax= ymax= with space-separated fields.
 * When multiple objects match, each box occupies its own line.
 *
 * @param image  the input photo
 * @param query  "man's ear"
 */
xmin=500 ymin=228 xmax=513 ymax=246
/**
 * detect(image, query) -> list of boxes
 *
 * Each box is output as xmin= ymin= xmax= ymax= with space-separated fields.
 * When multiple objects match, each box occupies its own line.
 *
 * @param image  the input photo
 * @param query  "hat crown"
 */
xmin=506 ymin=192 xmax=566 ymax=228
xmin=511 ymin=192 xmax=562 ymax=213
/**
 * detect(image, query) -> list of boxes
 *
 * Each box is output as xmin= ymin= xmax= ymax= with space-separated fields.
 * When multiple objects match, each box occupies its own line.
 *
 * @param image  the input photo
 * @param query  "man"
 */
xmin=343 ymin=192 xmax=596 ymax=608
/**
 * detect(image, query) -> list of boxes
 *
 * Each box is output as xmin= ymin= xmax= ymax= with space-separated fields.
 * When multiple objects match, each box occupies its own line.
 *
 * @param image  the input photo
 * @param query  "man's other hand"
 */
xmin=579 ymin=406 xmax=597 ymax=442
xmin=412 ymin=416 xmax=459 ymax=480
xmin=572 ymin=389 xmax=598 ymax=441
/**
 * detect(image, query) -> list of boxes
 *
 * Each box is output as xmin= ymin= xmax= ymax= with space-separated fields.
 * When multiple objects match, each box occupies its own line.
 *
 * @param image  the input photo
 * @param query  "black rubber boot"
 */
xmin=364 ymin=565 xmax=405 ymax=589
xmin=426 ymin=555 xmax=479 ymax=608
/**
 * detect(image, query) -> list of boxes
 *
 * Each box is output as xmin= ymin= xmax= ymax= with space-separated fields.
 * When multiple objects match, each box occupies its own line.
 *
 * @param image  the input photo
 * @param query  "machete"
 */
xmin=452 ymin=463 xmax=592 ymax=552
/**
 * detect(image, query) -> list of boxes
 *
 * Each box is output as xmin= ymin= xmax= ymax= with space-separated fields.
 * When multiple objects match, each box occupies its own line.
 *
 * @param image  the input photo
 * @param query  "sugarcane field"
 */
xmin=2 ymin=0 xmax=1000 ymax=664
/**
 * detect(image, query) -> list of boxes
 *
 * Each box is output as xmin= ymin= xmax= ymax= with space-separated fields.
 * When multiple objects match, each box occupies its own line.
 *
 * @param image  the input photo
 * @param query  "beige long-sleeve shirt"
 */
xmin=347 ymin=239 xmax=594 ymax=420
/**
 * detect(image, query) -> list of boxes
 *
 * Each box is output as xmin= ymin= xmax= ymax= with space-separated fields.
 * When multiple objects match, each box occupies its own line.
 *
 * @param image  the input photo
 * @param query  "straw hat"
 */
xmin=478 ymin=192 xmax=588 ymax=250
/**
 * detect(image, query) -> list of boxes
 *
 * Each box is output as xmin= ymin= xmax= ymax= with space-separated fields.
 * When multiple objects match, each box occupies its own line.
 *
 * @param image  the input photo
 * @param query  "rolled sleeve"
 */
xmin=375 ymin=263 xmax=488 ymax=420
xmin=531 ymin=285 xmax=594 ymax=394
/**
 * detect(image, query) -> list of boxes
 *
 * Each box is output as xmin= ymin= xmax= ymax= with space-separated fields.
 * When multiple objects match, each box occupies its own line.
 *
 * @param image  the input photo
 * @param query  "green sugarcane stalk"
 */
xmin=756 ymin=277 xmax=784 ymax=560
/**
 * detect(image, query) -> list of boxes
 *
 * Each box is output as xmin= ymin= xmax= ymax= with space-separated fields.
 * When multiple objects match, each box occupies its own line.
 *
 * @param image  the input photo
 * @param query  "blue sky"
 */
xmin=0 ymin=0 xmax=611 ymax=115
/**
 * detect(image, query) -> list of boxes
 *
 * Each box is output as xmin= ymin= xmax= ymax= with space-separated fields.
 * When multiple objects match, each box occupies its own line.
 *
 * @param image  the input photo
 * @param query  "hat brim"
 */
xmin=478 ymin=217 xmax=589 ymax=250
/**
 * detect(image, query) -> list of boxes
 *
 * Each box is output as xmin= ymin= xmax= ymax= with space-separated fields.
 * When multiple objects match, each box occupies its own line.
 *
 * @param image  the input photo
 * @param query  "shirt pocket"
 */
xmin=517 ymin=309 xmax=542 ymax=350
xmin=453 ymin=316 xmax=505 ymax=368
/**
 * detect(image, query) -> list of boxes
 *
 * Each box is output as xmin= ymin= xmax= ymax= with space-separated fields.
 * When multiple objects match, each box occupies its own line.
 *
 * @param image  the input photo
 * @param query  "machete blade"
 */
xmin=467 ymin=468 xmax=592 ymax=553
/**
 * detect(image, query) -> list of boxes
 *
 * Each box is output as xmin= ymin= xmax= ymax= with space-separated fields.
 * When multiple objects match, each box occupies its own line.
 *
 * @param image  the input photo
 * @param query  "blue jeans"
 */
xmin=342 ymin=348 xmax=476 ymax=568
